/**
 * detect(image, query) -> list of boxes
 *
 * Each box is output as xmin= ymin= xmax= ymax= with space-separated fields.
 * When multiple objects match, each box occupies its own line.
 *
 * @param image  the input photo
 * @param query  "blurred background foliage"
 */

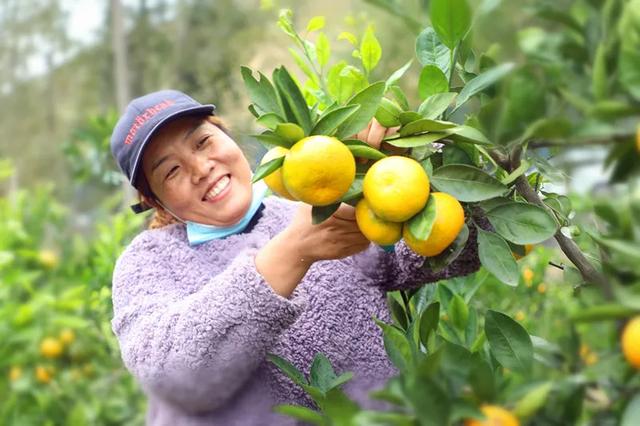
xmin=1 ymin=0 xmax=639 ymax=424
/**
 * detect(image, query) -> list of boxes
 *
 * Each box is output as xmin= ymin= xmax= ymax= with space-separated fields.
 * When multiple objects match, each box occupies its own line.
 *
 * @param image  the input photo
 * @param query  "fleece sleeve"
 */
xmin=375 ymin=223 xmax=482 ymax=292
xmin=110 ymin=242 xmax=305 ymax=414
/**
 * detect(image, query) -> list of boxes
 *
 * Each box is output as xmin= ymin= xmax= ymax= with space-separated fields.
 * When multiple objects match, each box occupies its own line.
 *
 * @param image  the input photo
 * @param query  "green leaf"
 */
xmin=454 ymin=63 xmax=516 ymax=110
xmin=312 ymin=203 xmax=341 ymax=224
xmin=477 ymin=229 xmax=519 ymax=286
xmin=273 ymin=66 xmax=313 ymax=135
xmin=252 ymin=132 xmax=293 ymax=149
xmin=361 ymin=25 xmax=382 ymax=73
xmin=274 ymin=123 xmax=305 ymax=144
xmin=316 ymin=32 xmax=331 ymax=68
xmin=374 ymin=318 xmax=413 ymax=372
xmin=592 ymin=42 xmax=607 ymax=100
xmin=386 ymin=60 xmax=413 ymax=89
xmin=306 ymin=16 xmax=325 ymax=32
xmin=587 ymin=232 xmax=640 ymax=261
xmin=399 ymin=111 xmax=423 ymax=125
xmin=449 ymin=294 xmax=469 ymax=330
xmin=621 ymin=393 xmax=640 ymax=426
xmin=484 ymin=310 xmax=533 ymax=374
xmin=404 ymin=375 xmax=451 ymax=426
xmin=310 ymin=353 xmax=337 ymax=392
xmin=387 ymin=293 xmax=409 ymax=330
xmin=427 ymin=224 xmax=470 ymax=273
xmin=267 ymin=353 xmax=308 ymax=387
xmin=288 ymin=48 xmax=317 ymax=84
xmin=431 ymin=164 xmax=508 ymax=202
xmin=570 ymin=303 xmax=639 ymax=322
xmin=256 ymin=113 xmax=285 ymax=130
xmin=312 ymin=105 xmax=361 ymax=136
xmin=252 ymin=156 xmax=284 ymax=183
xmin=385 ymin=133 xmax=451 ymax=148
xmin=419 ymin=302 xmax=440 ymax=347
xmin=347 ymin=144 xmax=387 ymax=160
xmin=469 ymin=355 xmax=496 ymax=401
xmin=485 ymin=202 xmax=558 ymax=244
xmin=419 ymin=65 xmax=449 ymax=99
xmin=274 ymin=405 xmax=324 ymax=424
xmin=448 ymin=125 xmax=493 ymax=145
xmin=400 ymin=118 xmax=456 ymax=137
xmin=415 ymin=27 xmax=451 ymax=75
xmin=514 ymin=382 xmax=553 ymax=418
xmin=430 ymin=0 xmax=472 ymax=49
xmin=241 ymin=66 xmax=283 ymax=117
xmin=339 ymin=173 xmax=364 ymax=205
xmin=407 ymin=195 xmax=437 ymax=240
xmin=338 ymin=31 xmax=358 ymax=45
xmin=418 ymin=92 xmax=457 ymax=119
xmin=335 ymin=82 xmax=386 ymax=139
xmin=330 ymin=372 xmax=354 ymax=389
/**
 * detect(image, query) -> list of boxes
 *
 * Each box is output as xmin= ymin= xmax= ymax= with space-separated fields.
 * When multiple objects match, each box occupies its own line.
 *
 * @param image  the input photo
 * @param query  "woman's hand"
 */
xmin=255 ymin=203 xmax=370 ymax=298
xmin=285 ymin=203 xmax=370 ymax=263
xmin=354 ymin=117 xmax=400 ymax=150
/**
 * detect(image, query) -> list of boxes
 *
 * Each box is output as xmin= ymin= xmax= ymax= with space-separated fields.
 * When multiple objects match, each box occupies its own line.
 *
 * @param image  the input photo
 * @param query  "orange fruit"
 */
xmin=35 ymin=365 xmax=53 ymax=384
xmin=282 ymin=135 xmax=355 ymax=206
xmin=622 ymin=316 xmax=640 ymax=369
xmin=59 ymin=329 xmax=75 ymax=345
xmin=363 ymin=156 xmax=430 ymax=222
xmin=261 ymin=147 xmax=296 ymax=200
xmin=465 ymin=405 xmax=520 ymax=426
xmin=40 ymin=337 xmax=63 ymax=359
xmin=513 ymin=244 xmax=534 ymax=260
xmin=8 ymin=366 xmax=22 ymax=382
xmin=355 ymin=198 xmax=402 ymax=245
xmin=402 ymin=192 xmax=465 ymax=257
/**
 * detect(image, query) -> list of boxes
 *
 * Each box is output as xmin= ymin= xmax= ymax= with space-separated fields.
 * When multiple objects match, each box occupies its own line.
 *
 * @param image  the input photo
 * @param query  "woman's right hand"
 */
xmin=285 ymin=203 xmax=371 ymax=263
xmin=255 ymin=203 xmax=370 ymax=298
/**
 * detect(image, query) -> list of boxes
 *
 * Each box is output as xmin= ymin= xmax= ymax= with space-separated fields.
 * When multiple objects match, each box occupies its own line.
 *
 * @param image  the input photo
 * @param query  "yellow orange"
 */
xmin=261 ymin=147 xmax=296 ymax=200
xmin=402 ymin=192 xmax=465 ymax=257
xmin=363 ymin=156 xmax=430 ymax=222
xmin=465 ymin=405 xmax=520 ymax=426
xmin=59 ymin=329 xmax=75 ymax=345
xmin=282 ymin=136 xmax=355 ymax=206
xmin=40 ymin=337 xmax=63 ymax=359
xmin=622 ymin=316 xmax=640 ymax=369
xmin=513 ymin=244 xmax=534 ymax=260
xmin=8 ymin=366 xmax=22 ymax=382
xmin=355 ymin=198 xmax=402 ymax=245
xmin=35 ymin=365 xmax=53 ymax=384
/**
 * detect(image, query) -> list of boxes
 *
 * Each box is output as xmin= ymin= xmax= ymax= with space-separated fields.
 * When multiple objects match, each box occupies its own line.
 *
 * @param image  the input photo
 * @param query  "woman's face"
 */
xmin=141 ymin=116 xmax=253 ymax=226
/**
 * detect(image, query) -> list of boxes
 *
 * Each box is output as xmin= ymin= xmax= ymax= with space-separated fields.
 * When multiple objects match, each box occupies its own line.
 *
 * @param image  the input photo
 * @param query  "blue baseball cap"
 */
xmin=110 ymin=90 xmax=216 ymax=192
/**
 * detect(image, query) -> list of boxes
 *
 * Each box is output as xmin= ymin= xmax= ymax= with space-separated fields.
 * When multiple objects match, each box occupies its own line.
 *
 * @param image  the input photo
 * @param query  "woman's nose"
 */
xmin=189 ymin=155 xmax=214 ymax=184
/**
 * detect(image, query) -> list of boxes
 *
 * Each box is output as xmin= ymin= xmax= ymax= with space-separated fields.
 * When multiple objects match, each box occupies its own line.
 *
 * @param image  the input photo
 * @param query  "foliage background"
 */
xmin=1 ymin=0 xmax=639 ymax=425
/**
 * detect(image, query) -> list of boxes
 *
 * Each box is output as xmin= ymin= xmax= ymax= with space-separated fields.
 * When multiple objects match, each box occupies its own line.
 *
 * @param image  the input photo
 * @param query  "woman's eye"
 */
xmin=197 ymin=136 xmax=210 ymax=149
xmin=166 ymin=166 xmax=179 ymax=179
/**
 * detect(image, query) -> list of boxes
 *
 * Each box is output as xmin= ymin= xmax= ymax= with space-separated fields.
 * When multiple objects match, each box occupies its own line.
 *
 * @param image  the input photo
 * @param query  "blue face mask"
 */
xmin=185 ymin=180 xmax=268 ymax=246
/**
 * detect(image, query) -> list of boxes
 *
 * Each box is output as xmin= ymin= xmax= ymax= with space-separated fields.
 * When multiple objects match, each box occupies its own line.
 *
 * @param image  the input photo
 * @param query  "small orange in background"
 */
xmin=622 ymin=316 xmax=640 ymax=369
xmin=35 ymin=365 xmax=53 ymax=384
xmin=8 ymin=366 xmax=22 ymax=382
xmin=59 ymin=328 xmax=75 ymax=345
xmin=465 ymin=404 xmax=520 ymax=426
xmin=537 ymin=283 xmax=547 ymax=294
xmin=40 ymin=337 xmax=63 ymax=359
xmin=515 ymin=311 xmax=525 ymax=322
xmin=522 ymin=267 xmax=534 ymax=286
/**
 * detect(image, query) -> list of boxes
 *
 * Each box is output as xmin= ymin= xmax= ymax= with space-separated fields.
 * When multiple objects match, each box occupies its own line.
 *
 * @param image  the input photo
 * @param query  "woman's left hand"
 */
xmin=354 ymin=118 xmax=400 ymax=150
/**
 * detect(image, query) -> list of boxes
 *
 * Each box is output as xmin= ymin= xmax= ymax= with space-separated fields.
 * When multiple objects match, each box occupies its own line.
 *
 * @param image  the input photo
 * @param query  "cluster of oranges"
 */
xmin=8 ymin=329 xmax=75 ymax=385
xmin=261 ymin=135 xmax=465 ymax=256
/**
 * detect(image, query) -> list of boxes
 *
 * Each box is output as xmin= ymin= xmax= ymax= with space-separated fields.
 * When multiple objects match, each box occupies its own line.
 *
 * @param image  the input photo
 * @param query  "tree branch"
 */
xmin=529 ymin=134 xmax=632 ymax=149
xmin=513 ymin=174 xmax=614 ymax=300
xmin=487 ymin=147 xmax=615 ymax=300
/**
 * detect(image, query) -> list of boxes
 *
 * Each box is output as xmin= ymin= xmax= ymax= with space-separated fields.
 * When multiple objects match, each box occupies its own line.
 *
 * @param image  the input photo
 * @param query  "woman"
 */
xmin=110 ymin=90 xmax=480 ymax=425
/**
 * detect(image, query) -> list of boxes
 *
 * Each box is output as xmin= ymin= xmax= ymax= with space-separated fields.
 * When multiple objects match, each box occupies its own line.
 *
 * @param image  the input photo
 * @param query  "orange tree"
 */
xmin=242 ymin=0 xmax=640 ymax=425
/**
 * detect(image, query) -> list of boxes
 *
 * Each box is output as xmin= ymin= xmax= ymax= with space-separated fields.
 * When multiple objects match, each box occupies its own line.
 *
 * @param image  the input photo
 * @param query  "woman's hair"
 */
xmin=135 ymin=114 xmax=229 ymax=229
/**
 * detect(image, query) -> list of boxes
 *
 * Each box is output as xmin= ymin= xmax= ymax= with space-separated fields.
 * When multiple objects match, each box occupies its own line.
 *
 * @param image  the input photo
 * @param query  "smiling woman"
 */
xmin=108 ymin=90 xmax=481 ymax=425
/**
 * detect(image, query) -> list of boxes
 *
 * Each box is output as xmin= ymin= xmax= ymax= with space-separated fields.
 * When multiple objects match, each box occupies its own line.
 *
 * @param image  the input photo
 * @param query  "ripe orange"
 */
xmin=465 ymin=405 xmax=520 ymax=426
xmin=363 ymin=156 xmax=430 ymax=222
xmin=402 ymin=192 xmax=465 ymax=257
xmin=40 ymin=337 xmax=63 ymax=359
xmin=622 ymin=316 xmax=640 ymax=369
xmin=355 ymin=198 xmax=402 ymax=245
xmin=59 ymin=329 xmax=75 ymax=345
xmin=281 ymin=135 xmax=355 ymax=206
xmin=35 ymin=365 xmax=53 ymax=384
xmin=513 ymin=244 xmax=534 ymax=260
xmin=8 ymin=366 xmax=22 ymax=382
xmin=260 ymin=147 xmax=296 ymax=200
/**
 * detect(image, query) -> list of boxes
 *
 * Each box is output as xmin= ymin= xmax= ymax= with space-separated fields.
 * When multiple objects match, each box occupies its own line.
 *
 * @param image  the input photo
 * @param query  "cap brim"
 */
xmin=129 ymin=104 xmax=216 ymax=186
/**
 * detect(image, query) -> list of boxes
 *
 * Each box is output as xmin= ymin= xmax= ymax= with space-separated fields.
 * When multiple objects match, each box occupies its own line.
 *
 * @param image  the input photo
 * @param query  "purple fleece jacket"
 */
xmin=111 ymin=196 xmax=480 ymax=426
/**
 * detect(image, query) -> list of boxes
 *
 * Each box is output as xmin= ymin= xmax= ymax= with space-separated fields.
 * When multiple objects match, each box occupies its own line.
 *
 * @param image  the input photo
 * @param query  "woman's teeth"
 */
xmin=204 ymin=175 xmax=230 ymax=200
